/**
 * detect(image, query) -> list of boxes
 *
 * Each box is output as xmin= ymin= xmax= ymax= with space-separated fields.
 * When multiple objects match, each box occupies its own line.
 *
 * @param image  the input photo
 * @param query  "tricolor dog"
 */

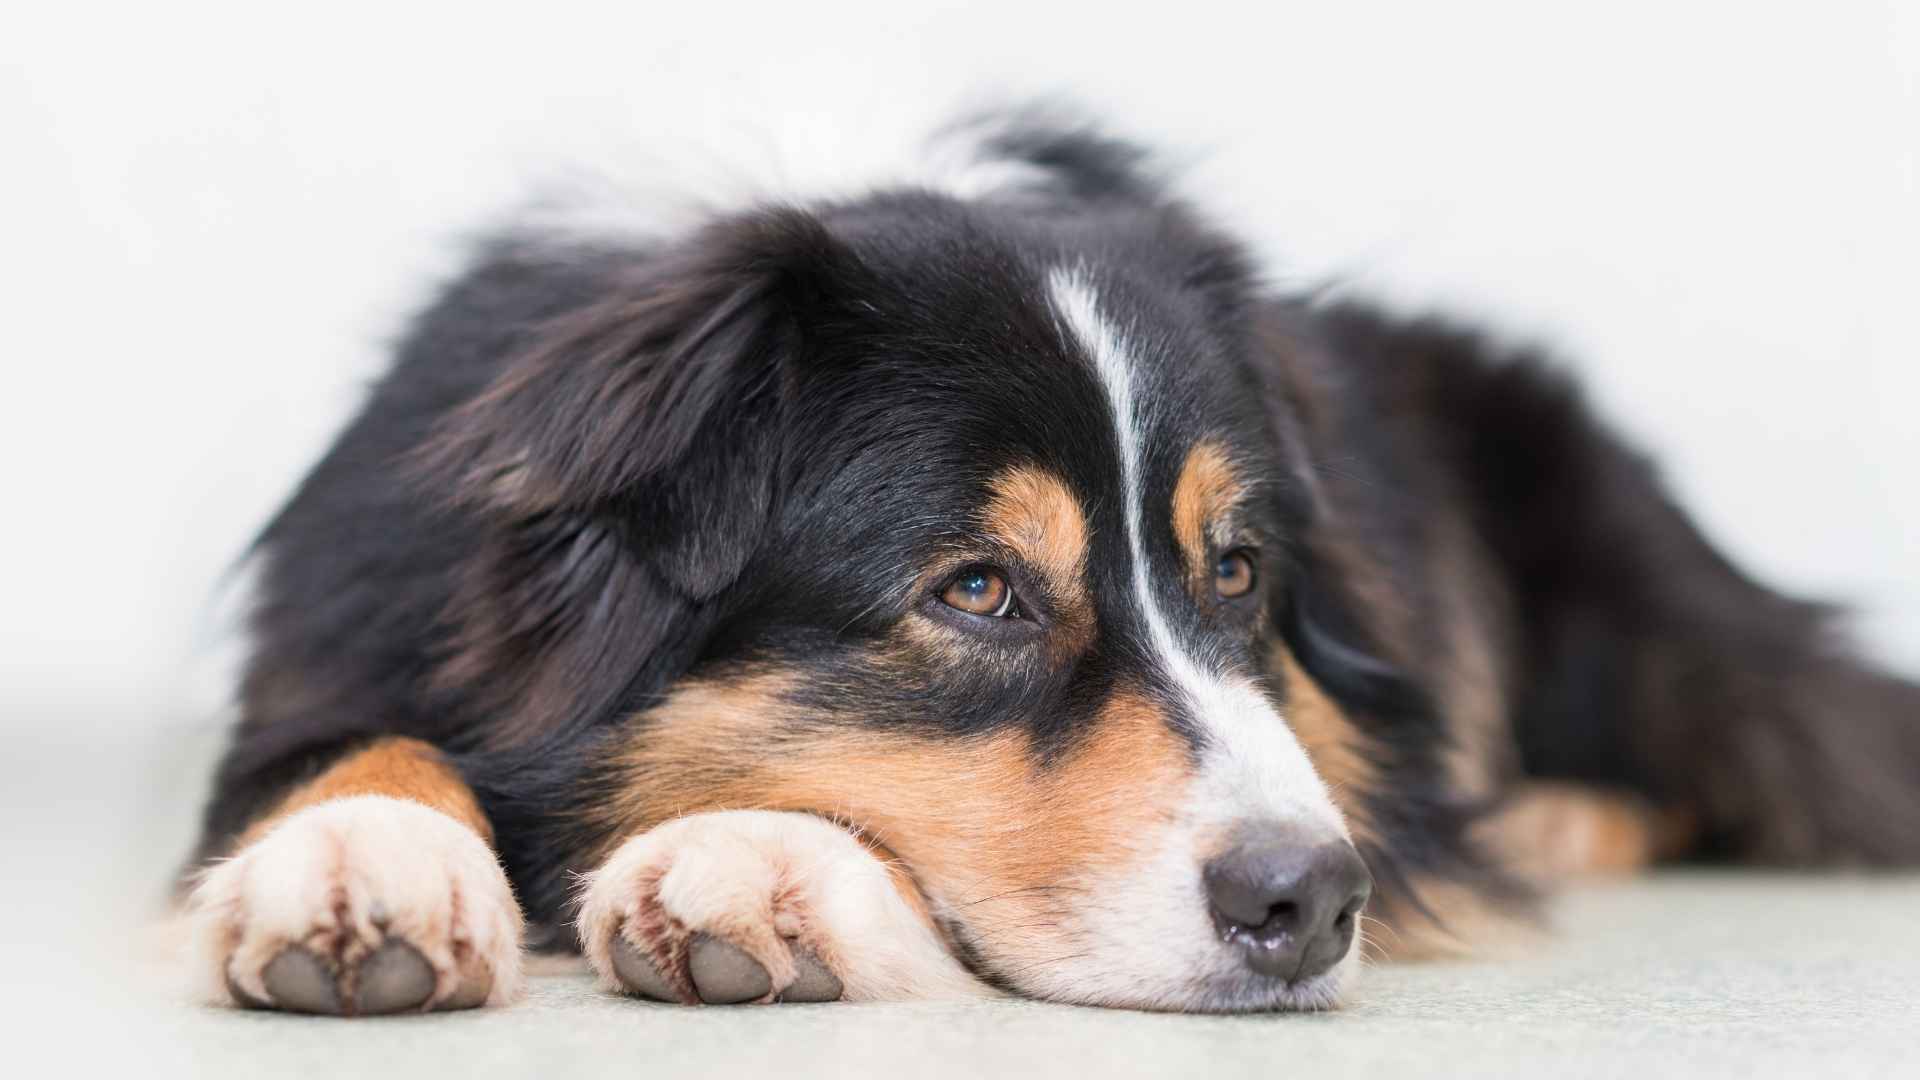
xmin=184 ymin=113 xmax=1920 ymax=1015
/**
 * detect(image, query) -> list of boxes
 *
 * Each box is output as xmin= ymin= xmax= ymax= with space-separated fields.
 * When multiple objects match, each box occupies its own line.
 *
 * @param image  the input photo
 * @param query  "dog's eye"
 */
xmin=1215 ymin=549 xmax=1258 ymax=600
xmin=941 ymin=566 xmax=1016 ymax=618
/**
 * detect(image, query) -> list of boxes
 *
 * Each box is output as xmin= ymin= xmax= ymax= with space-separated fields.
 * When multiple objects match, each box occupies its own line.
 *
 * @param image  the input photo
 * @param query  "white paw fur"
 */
xmin=188 ymin=795 xmax=525 ymax=1013
xmin=576 ymin=809 xmax=987 ymax=1003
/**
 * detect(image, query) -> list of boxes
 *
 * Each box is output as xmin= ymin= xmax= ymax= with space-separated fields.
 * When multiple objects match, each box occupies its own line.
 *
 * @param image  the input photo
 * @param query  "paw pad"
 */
xmin=609 ymin=932 xmax=843 ymax=1005
xmin=235 ymin=939 xmax=469 ymax=1016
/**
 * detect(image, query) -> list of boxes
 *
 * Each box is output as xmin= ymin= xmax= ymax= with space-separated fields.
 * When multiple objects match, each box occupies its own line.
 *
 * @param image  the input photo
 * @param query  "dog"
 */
xmin=184 ymin=112 xmax=1920 ymax=1016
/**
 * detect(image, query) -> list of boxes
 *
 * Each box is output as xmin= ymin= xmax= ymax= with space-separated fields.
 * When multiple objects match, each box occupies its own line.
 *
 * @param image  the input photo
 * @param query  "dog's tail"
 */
xmin=1325 ymin=304 xmax=1920 ymax=866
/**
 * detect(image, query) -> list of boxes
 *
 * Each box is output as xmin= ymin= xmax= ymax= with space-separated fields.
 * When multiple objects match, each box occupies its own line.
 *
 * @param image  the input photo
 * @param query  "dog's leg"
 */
xmin=186 ymin=738 xmax=524 ymax=1014
xmin=1477 ymin=782 xmax=1697 ymax=882
xmin=576 ymin=810 xmax=988 ymax=1004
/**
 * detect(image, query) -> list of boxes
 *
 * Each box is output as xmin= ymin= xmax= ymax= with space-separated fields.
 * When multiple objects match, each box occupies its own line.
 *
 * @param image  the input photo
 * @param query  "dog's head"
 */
xmin=431 ymin=124 xmax=1403 ymax=1010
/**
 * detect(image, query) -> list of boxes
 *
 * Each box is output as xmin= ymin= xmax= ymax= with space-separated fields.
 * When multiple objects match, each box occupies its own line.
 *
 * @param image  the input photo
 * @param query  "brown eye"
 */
xmin=1215 ymin=549 xmax=1257 ymax=600
xmin=941 ymin=566 xmax=1015 ymax=617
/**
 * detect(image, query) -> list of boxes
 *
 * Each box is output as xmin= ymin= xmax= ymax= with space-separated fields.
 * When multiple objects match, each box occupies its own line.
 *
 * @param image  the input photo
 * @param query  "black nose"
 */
xmin=1203 ymin=827 xmax=1372 ymax=982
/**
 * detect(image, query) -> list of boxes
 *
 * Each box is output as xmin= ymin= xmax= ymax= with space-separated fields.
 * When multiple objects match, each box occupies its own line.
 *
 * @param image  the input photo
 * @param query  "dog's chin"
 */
xmin=1020 ymin=965 xmax=1357 ymax=1014
xmin=1191 ymin=957 xmax=1358 ymax=1014
xmin=963 ymin=935 xmax=1363 ymax=1014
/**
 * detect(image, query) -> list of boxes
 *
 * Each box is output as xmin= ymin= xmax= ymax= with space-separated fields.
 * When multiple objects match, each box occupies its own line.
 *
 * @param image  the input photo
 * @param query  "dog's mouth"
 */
xmin=932 ymin=910 xmax=1030 ymax=997
xmin=936 ymin=904 xmax=1355 ymax=1012
xmin=816 ymin=812 xmax=1359 ymax=1013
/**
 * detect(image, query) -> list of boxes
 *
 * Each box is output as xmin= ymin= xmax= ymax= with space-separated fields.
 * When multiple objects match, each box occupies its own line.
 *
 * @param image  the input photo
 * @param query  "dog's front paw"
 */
xmin=576 ymin=810 xmax=985 ymax=1004
xmin=188 ymin=795 xmax=524 ymax=1015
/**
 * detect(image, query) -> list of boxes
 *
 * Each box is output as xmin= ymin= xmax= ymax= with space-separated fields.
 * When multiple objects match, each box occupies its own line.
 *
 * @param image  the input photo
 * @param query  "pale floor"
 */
xmin=6 ymin=721 xmax=1916 ymax=1079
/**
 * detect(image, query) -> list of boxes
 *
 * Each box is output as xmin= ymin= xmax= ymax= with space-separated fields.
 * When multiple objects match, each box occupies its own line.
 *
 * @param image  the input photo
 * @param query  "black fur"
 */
xmin=1313 ymin=306 xmax=1920 ymax=865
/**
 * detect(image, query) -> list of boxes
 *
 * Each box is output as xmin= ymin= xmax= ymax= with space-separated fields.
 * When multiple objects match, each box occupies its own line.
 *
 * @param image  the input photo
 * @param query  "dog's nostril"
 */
xmin=1203 ymin=826 xmax=1373 ymax=983
xmin=1331 ymin=905 xmax=1361 ymax=941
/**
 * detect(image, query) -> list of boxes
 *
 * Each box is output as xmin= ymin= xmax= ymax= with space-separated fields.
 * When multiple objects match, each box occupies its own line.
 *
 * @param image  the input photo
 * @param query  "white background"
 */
xmin=4 ymin=0 xmax=1917 ymax=728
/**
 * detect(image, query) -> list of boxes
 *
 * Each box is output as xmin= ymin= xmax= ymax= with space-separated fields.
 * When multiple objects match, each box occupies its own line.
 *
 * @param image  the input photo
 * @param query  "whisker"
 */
xmin=1357 ymin=912 xmax=1402 ymax=949
xmin=992 ymin=951 xmax=1092 ymax=981
xmin=961 ymin=884 xmax=1084 ymax=908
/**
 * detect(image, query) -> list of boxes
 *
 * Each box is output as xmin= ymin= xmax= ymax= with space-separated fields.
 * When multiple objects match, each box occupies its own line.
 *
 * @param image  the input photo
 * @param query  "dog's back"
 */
xmin=1273 ymin=300 xmax=1920 ymax=872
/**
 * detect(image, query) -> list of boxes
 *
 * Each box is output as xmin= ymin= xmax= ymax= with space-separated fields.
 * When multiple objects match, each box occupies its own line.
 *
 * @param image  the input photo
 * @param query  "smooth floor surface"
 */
xmin=7 ymin=725 xmax=1916 ymax=1079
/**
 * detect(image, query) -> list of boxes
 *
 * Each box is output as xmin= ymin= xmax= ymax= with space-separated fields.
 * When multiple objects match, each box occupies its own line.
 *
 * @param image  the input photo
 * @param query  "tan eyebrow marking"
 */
xmin=1171 ymin=440 xmax=1246 ymax=587
xmin=983 ymin=465 xmax=1089 ymax=587
xmin=979 ymin=464 xmax=1095 ymax=653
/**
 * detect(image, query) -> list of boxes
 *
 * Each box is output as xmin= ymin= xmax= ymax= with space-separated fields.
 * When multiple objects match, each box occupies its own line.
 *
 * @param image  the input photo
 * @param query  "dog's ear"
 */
xmin=422 ymin=208 xmax=851 ymax=599
xmin=1251 ymin=300 xmax=1438 ymax=731
xmin=1279 ymin=557 xmax=1433 ymax=728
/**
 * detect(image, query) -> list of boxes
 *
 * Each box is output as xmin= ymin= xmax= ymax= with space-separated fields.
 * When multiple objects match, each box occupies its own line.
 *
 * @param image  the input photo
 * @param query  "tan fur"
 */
xmin=594 ymin=672 xmax=1191 ymax=954
xmin=1362 ymin=786 xmax=1695 ymax=961
xmin=1170 ymin=440 xmax=1244 ymax=587
xmin=981 ymin=464 xmax=1094 ymax=651
xmin=1274 ymin=645 xmax=1383 ymax=848
xmin=1480 ymin=782 xmax=1696 ymax=882
xmin=1427 ymin=512 xmax=1516 ymax=802
xmin=241 ymin=737 xmax=493 ymax=849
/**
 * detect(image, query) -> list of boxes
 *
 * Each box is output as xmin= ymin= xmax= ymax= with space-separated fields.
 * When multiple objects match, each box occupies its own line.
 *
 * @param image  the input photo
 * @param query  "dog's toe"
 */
xmin=224 ymin=968 xmax=271 ymax=1010
xmin=609 ymin=935 xmax=677 ymax=1001
xmin=443 ymin=969 xmax=496 ymax=1011
xmin=688 ymin=934 xmax=771 ymax=1004
xmin=356 ymin=940 xmax=437 ymax=1014
xmin=261 ymin=947 xmax=342 ymax=1015
xmin=781 ymin=948 xmax=843 ymax=1003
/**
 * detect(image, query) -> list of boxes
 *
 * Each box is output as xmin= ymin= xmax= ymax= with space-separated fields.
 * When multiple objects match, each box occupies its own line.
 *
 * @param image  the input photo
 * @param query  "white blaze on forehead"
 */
xmin=1046 ymin=266 xmax=1345 ymax=834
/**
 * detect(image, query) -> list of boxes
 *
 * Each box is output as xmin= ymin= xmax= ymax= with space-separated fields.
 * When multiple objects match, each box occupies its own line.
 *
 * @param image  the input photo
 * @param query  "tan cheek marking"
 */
xmin=981 ymin=464 xmax=1094 ymax=650
xmin=1171 ymin=441 xmax=1244 ymax=591
xmin=594 ymin=675 xmax=1191 ymax=949
xmin=240 ymin=737 xmax=494 ymax=850
xmin=1273 ymin=645 xmax=1383 ymax=848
